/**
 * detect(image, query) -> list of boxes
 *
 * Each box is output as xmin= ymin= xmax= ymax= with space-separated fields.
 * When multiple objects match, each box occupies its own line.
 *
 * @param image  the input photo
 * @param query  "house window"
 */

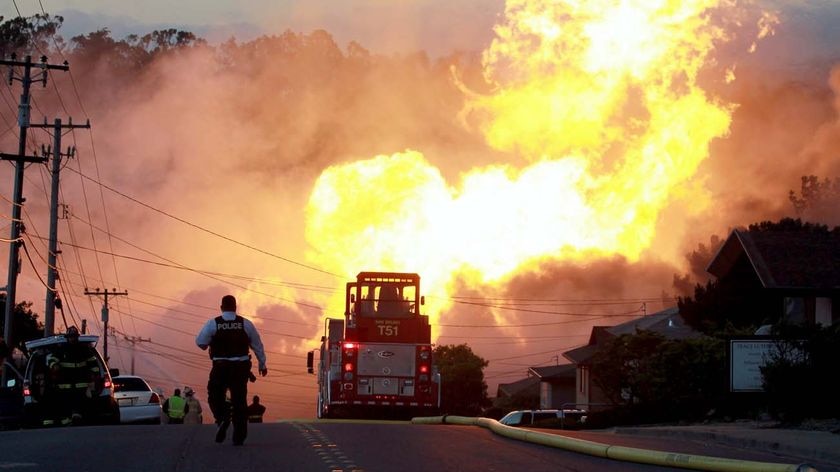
xmin=784 ymin=296 xmax=833 ymax=325
xmin=815 ymin=297 xmax=832 ymax=326
xmin=784 ymin=297 xmax=818 ymax=324
xmin=784 ymin=297 xmax=805 ymax=324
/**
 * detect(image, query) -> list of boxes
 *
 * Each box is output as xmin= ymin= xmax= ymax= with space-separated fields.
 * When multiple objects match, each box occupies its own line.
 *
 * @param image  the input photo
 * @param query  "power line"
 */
xmin=66 ymin=211 xmax=329 ymax=313
xmin=63 ymin=166 xmax=343 ymax=279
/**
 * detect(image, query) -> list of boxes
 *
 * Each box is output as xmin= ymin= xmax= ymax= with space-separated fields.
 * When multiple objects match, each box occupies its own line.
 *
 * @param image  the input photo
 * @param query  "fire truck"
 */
xmin=307 ymin=272 xmax=441 ymax=419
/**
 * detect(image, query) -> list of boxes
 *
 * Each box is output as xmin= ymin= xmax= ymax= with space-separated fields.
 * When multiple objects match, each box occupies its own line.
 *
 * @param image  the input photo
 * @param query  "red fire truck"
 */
xmin=307 ymin=272 xmax=441 ymax=419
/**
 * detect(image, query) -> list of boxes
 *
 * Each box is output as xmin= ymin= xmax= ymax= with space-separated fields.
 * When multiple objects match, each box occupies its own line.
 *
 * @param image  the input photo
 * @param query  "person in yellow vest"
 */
xmin=43 ymin=326 xmax=101 ymax=426
xmin=183 ymin=386 xmax=203 ymax=424
xmin=162 ymin=388 xmax=189 ymax=424
xmin=247 ymin=395 xmax=266 ymax=423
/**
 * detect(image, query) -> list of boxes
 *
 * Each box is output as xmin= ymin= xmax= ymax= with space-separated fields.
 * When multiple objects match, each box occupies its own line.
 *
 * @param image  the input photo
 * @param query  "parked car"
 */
xmin=0 ymin=361 xmax=24 ymax=430
xmin=112 ymin=375 xmax=162 ymax=424
xmin=499 ymin=409 xmax=588 ymax=429
xmin=22 ymin=333 xmax=120 ymax=427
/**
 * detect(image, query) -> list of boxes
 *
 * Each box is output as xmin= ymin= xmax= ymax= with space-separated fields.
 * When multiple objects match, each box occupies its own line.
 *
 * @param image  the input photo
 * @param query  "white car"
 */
xmin=499 ymin=409 xmax=588 ymax=429
xmin=112 ymin=375 xmax=162 ymax=424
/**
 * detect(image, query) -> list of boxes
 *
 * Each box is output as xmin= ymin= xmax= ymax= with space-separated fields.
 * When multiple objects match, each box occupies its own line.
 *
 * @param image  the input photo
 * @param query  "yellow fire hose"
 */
xmin=411 ymin=416 xmax=818 ymax=472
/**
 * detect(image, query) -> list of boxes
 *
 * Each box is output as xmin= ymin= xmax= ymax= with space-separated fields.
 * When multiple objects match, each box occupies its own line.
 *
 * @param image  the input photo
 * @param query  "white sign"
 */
xmin=730 ymin=340 xmax=774 ymax=392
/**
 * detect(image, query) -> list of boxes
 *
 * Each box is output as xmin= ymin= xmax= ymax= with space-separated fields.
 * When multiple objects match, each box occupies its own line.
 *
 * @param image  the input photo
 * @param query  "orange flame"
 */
xmin=306 ymin=0 xmax=736 ymax=324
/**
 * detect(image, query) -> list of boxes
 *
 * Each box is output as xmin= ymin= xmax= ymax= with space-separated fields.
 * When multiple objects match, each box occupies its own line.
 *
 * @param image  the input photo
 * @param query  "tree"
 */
xmin=672 ymin=234 xmax=723 ymax=296
xmin=0 ymin=13 xmax=64 ymax=58
xmin=761 ymin=323 xmax=840 ymax=423
xmin=0 ymin=296 xmax=44 ymax=354
xmin=590 ymin=330 xmax=666 ymax=406
xmin=433 ymin=344 xmax=490 ymax=416
xmin=590 ymin=330 xmax=726 ymax=425
xmin=789 ymin=175 xmax=840 ymax=225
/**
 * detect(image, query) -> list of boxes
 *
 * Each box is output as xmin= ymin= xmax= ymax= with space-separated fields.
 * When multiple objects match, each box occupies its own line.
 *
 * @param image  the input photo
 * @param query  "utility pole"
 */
xmin=31 ymin=117 xmax=90 ymax=336
xmin=118 ymin=329 xmax=151 ymax=375
xmin=84 ymin=288 xmax=127 ymax=363
xmin=1 ymin=54 xmax=69 ymax=384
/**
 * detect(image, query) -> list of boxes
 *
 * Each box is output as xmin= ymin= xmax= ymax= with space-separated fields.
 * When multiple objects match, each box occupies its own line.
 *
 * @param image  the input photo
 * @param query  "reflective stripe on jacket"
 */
xmin=166 ymin=395 xmax=187 ymax=419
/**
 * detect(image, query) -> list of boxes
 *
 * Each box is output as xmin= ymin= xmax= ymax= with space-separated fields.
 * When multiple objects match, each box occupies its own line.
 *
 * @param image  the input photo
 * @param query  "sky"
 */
xmin=3 ymin=0 xmax=505 ymax=56
xmin=3 ymin=0 xmax=840 ymax=420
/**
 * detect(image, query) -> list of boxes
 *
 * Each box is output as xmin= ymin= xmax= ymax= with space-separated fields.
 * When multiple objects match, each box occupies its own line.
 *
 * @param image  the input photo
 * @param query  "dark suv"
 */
xmin=23 ymin=334 xmax=120 ymax=427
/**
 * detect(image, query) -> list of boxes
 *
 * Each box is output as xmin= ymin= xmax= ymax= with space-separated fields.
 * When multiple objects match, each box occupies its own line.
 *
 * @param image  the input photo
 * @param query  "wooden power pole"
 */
xmin=84 ymin=288 xmax=127 ymax=363
xmin=1 ymin=54 xmax=68 ymax=384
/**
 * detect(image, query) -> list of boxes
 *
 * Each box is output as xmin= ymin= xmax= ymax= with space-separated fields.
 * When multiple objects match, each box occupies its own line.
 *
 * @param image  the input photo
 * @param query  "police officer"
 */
xmin=162 ymin=388 xmax=188 ymax=424
xmin=195 ymin=295 xmax=267 ymax=446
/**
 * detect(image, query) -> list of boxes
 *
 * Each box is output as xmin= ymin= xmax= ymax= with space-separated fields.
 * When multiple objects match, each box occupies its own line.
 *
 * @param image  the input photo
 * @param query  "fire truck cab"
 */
xmin=308 ymin=272 xmax=440 ymax=419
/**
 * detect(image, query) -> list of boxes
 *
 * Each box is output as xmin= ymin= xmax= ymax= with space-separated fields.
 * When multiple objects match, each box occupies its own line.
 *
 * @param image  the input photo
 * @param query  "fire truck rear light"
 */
xmin=104 ymin=379 xmax=112 ymax=389
xmin=23 ymin=386 xmax=31 ymax=396
xmin=343 ymin=342 xmax=356 ymax=349
xmin=344 ymin=363 xmax=353 ymax=371
xmin=419 ymin=365 xmax=429 ymax=373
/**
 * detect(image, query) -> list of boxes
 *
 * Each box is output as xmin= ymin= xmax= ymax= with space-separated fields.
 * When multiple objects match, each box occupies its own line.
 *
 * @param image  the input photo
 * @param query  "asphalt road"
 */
xmin=0 ymin=421 xmax=829 ymax=472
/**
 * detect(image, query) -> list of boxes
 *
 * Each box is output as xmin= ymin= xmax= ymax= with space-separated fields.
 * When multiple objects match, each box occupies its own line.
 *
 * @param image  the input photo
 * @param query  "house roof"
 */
xmin=496 ymin=376 xmax=540 ymax=398
xmin=528 ymin=363 xmax=576 ymax=380
xmin=562 ymin=307 xmax=697 ymax=364
xmin=707 ymin=229 xmax=840 ymax=289
xmin=563 ymin=343 xmax=599 ymax=365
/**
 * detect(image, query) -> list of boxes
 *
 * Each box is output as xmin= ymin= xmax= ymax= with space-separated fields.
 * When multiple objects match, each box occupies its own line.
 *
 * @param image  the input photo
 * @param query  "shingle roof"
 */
xmin=528 ymin=363 xmax=576 ymax=379
xmin=562 ymin=307 xmax=697 ymax=364
xmin=497 ymin=376 xmax=540 ymax=397
xmin=707 ymin=229 xmax=840 ymax=289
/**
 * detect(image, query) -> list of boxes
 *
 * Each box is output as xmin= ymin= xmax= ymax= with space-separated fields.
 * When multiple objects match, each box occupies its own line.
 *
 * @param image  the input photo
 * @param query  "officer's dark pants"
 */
xmin=207 ymin=360 xmax=250 ymax=443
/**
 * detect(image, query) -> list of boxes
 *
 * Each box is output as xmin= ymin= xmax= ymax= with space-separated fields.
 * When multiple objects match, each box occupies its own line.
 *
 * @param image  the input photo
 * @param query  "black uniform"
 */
xmin=196 ymin=307 xmax=268 ymax=446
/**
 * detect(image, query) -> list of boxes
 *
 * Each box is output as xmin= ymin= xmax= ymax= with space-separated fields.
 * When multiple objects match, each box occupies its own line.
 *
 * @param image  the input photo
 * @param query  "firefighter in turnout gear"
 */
xmin=162 ymin=388 xmax=189 ymax=424
xmin=196 ymin=295 xmax=267 ymax=446
xmin=183 ymin=386 xmax=203 ymax=424
xmin=43 ymin=326 xmax=100 ymax=426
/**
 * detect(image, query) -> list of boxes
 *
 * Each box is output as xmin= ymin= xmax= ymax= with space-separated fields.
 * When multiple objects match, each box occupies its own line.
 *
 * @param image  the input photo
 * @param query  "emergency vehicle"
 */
xmin=308 ymin=272 xmax=441 ymax=419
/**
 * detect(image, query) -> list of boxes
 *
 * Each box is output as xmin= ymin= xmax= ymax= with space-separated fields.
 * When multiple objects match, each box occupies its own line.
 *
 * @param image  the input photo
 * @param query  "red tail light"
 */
xmin=149 ymin=392 xmax=160 ymax=404
xmin=103 ymin=379 xmax=112 ymax=389
xmin=343 ymin=342 xmax=356 ymax=349
xmin=344 ymin=362 xmax=353 ymax=372
xmin=419 ymin=365 xmax=429 ymax=374
xmin=23 ymin=386 xmax=31 ymax=396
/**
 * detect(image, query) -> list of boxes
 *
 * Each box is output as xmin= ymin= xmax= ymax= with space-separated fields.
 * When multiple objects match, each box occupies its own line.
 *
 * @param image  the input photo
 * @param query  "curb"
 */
xmin=614 ymin=426 xmax=840 ymax=466
xmin=411 ymin=416 xmax=818 ymax=472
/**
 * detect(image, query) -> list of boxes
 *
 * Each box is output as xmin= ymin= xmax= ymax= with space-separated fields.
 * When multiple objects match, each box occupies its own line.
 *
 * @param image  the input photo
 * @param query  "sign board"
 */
xmin=729 ymin=339 xmax=774 ymax=392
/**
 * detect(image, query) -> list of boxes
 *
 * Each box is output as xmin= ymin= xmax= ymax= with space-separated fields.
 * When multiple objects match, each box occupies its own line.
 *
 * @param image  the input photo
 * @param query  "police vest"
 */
xmin=167 ymin=395 xmax=187 ymax=419
xmin=209 ymin=315 xmax=249 ymax=359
